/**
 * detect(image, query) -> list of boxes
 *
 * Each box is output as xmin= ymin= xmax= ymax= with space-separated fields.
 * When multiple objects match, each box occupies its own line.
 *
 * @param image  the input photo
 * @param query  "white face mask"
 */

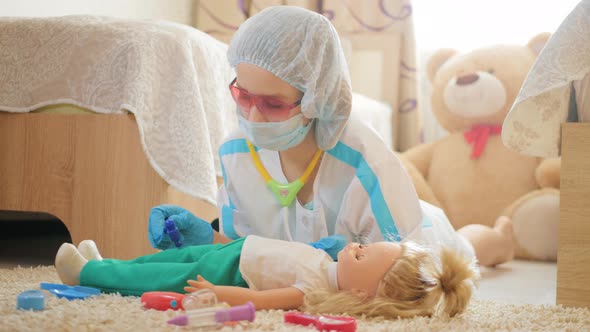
xmin=237 ymin=112 xmax=314 ymax=151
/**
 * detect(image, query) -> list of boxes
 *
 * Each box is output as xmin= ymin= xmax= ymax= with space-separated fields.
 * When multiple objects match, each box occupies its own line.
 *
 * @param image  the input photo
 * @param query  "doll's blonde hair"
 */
xmin=302 ymin=242 xmax=479 ymax=319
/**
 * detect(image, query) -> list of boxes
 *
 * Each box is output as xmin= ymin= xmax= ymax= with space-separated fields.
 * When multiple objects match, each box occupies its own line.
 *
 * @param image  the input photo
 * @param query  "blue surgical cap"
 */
xmin=227 ymin=6 xmax=352 ymax=151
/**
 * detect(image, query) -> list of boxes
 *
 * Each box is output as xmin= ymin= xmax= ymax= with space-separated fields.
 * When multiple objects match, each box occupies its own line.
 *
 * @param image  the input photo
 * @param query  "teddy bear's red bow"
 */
xmin=464 ymin=124 xmax=502 ymax=159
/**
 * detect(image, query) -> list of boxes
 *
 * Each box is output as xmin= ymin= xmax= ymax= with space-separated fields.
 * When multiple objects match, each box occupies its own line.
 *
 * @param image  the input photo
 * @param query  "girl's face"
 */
xmin=234 ymin=63 xmax=307 ymax=123
xmin=336 ymin=242 xmax=401 ymax=297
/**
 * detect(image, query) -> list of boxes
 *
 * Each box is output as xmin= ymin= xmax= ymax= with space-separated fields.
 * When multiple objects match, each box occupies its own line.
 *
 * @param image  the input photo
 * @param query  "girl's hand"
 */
xmin=148 ymin=205 xmax=214 ymax=250
xmin=308 ymin=234 xmax=347 ymax=261
xmin=184 ymin=275 xmax=215 ymax=293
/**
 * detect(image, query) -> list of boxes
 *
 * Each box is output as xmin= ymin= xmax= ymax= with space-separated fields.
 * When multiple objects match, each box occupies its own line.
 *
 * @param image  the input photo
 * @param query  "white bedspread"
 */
xmin=502 ymin=0 xmax=590 ymax=157
xmin=0 ymin=16 xmax=237 ymax=205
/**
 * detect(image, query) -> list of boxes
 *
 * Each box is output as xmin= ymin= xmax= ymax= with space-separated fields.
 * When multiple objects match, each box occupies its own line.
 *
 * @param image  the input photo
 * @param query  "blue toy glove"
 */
xmin=308 ymin=235 xmax=347 ymax=261
xmin=148 ymin=204 xmax=214 ymax=250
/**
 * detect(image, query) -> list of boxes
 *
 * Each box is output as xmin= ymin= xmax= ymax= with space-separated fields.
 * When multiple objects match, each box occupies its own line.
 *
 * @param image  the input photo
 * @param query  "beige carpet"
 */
xmin=1 ymin=266 xmax=589 ymax=332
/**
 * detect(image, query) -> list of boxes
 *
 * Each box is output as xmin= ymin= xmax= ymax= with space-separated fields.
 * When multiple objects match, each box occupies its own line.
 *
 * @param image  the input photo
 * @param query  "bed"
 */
xmin=559 ymin=123 xmax=590 ymax=308
xmin=1 ymin=7 xmax=414 ymax=259
xmin=0 ymin=16 xmax=235 ymax=259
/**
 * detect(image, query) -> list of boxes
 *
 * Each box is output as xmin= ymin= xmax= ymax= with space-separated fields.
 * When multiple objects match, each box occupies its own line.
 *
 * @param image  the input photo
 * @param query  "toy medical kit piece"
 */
xmin=247 ymin=140 xmax=323 ymax=207
xmin=142 ymin=289 xmax=226 ymax=311
xmin=17 ymin=290 xmax=45 ymax=311
xmin=40 ymin=282 xmax=100 ymax=300
xmin=167 ymin=301 xmax=256 ymax=327
xmin=164 ymin=218 xmax=184 ymax=247
xmin=182 ymin=289 xmax=223 ymax=310
xmin=141 ymin=291 xmax=185 ymax=310
xmin=284 ymin=312 xmax=357 ymax=332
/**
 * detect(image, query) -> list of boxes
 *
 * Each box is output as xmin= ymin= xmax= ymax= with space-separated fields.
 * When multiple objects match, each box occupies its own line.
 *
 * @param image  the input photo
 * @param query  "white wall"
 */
xmin=413 ymin=0 xmax=581 ymax=52
xmin=412 ymin=0 xmax=581 ymax=143
xmin=0 ymin=0 xmax=194 ymax=25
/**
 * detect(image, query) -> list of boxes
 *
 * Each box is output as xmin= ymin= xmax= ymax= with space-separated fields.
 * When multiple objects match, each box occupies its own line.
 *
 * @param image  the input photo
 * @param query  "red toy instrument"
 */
xmin=284 ymin=312 xmax=356 ymax=332
xmin=141 ymin=291 xmax=185 ymax=311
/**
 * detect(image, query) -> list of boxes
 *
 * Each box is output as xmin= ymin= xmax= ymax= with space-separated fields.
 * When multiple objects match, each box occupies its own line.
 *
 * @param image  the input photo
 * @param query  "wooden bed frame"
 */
xmin=0 ymin=112 xmax=218 ymax=259
xmin=557 ymin=123 xmax=590 ymax=308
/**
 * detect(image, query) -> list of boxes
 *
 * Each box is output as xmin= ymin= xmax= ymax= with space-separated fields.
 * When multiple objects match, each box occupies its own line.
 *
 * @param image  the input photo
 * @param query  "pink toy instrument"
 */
xmin=167 ymin=301 xmax=255 ymax=327
xmin=284 ymin=312 xmax=357 ymax=332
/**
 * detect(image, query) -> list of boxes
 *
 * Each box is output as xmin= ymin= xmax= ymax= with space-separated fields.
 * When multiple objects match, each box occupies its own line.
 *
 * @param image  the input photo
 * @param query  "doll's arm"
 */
xmin=185 ymin=275 xmax=304 ymax=310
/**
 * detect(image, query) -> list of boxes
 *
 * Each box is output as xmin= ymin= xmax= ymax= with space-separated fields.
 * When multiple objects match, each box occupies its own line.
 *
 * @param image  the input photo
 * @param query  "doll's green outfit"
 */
xmin=80 ymin=236 xmax=338 ymax=297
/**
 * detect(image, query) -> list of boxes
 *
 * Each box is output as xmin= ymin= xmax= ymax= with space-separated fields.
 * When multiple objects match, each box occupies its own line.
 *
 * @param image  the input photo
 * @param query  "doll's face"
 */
xmin=235 ymin=63 xmax=306 ymax=123
xmin=336 ymin=241 xmax=401 ymax=297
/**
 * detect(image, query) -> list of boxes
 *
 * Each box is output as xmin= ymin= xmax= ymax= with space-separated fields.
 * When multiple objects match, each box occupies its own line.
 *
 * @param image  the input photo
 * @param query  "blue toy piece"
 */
xmin=17 ymin=290 xmax=45 ymax=311
xmin=40 ymin=282 xmax=100 ymax=300
xmin=164 ymin=218 xmax=184 ymax=248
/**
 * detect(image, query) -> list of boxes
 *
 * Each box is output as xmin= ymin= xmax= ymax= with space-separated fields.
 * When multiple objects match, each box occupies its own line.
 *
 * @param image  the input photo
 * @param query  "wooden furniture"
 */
xmin=0 ymin=113 xmax=218 ymax=260
xmin=557 ymin=123 xmax=590 ymax=308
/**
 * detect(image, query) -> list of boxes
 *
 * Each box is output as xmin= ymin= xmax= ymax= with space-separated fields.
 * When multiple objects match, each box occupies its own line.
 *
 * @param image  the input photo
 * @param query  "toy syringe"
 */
xmin=164 ymin=218 xmax=184 ymax=248
xmin=167 ymin=301 xmax=255 ymax=327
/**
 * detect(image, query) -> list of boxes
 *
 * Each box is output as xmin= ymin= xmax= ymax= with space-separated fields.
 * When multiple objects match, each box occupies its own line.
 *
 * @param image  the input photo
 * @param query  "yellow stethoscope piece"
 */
xmin=247 ymin=140 xmax=323 ymax=207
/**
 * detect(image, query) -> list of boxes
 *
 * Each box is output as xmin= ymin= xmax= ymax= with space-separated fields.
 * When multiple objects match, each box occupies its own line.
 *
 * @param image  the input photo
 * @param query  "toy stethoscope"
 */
xmin=247 ymin=140 xmax=322 ymax=207
xmin=247 ymin=140 xmax=323 ymax=241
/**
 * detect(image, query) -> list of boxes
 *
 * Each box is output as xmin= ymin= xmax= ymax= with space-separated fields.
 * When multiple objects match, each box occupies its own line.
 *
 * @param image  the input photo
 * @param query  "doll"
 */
xmin=56 ymin=236 xmax=478 ymax=319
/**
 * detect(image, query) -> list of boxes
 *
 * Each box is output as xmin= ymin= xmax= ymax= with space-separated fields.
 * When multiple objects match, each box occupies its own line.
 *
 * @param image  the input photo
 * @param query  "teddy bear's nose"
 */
xmin=456 ymin=73 xmax=480 ymax=86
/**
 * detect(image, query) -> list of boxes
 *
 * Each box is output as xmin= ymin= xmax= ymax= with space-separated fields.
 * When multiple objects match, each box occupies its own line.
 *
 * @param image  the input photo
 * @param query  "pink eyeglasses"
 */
xmin=229 ymin=78 xmax=302 ymax=122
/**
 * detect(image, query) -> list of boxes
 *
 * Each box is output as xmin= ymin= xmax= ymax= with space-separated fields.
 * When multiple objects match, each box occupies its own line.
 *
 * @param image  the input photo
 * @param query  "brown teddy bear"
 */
xmin=402 ymin=33 xmax=561 ymax=264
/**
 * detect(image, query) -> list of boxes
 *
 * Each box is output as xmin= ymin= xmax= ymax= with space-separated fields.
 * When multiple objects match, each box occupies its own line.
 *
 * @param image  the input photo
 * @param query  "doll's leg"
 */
xmin=457 ymin=216 xmax=514 ymax=267
xmin=56 ymin=240 xmax=233 ymax=288
xmin=125 ymin=241 xmax=229 ymax=264
xmin=74 ymin=238 xmax=182 ymax=264
xmin=79 ymin=237 xmax=248 ymax=296
xmin=78 ymin=240 xmax=103 ymax=261
xmin=55 ymin=243 xmax=88 ymax=286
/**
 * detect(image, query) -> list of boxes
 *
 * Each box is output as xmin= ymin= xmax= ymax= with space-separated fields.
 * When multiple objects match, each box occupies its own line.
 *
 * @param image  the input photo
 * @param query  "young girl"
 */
xmin=56 ymin=236 xmax=478 ymax=318
xmin=148 ymin=5 xmax=426 ymax=253
xmin=146 ymin=5 xmax=515 ymax=267
xmin=152 ymin=6 xmax=468 ymax=258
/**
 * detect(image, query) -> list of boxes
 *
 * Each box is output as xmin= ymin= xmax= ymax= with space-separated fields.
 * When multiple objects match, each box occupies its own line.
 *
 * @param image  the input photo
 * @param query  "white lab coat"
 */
xmin=217 ymin=119 xmax=473 ymax=257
